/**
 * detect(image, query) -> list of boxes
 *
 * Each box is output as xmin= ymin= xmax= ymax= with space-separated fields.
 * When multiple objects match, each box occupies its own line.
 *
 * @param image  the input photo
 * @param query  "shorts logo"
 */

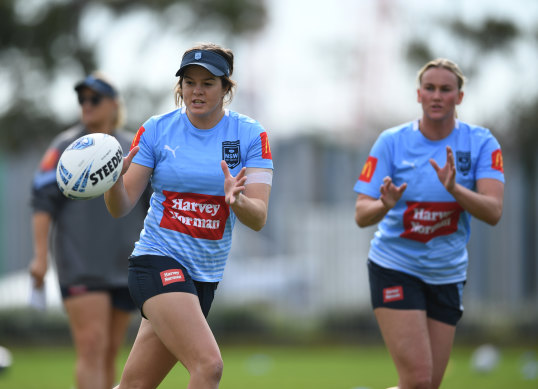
xmin=456 ymin=151 xmax=471 ymax=176
xmin=160 ymin=269 xmax=185 ymax=286
xmin=131 ymin=126 xmax=146 ymax=150
xmin=400 ymin=201 xmax=463 ymax=243
xmin=491 ymin=149 xmax=503 ymax=173
xmin=359 ymin=156 xmax=377 ymax=183
xmin=68 ymin=285 xmax=88 ymax=296
xmin=383 ymin=286 xmax=404 ymax=303
xmin=222 ymin=140 xmax=241 ymax=168
xmin=160 ymin=191 xmax=230 ymax=240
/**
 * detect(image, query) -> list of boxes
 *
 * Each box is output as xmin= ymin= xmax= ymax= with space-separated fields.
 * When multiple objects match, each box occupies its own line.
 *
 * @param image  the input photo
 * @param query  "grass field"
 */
xmin=0 ymin=344 xmax=536 ymax=388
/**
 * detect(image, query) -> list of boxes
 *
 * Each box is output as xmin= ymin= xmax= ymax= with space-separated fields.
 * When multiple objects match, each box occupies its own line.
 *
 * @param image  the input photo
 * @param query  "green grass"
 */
xmin=0 ymin=344 xmax=536 ymax=388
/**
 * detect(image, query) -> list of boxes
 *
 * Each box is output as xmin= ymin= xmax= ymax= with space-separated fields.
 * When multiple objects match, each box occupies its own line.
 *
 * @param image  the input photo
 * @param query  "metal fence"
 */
xmin=0 ymin=138 xmax=536 ymax=328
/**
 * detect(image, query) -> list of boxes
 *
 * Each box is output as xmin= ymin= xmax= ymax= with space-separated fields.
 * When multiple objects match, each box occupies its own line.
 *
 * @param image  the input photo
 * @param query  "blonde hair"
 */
xmin=174 ymin=42 xmax=237 ymax=107
xmin=417 ymin=58 xmax=466 ymax=90
xmin=87 ymin=71 xmax=125 ymax=129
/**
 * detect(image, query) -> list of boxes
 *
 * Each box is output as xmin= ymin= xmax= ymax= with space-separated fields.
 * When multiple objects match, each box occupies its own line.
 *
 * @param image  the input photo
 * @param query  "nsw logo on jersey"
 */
xmin=359 ymin=156 xmax=378 ymax=183
xmin=222 ymin=140 xmax=241 ymax=168
xmin=456 ymin=151 xmax=471 ymax=176
xmin=160 ymin=191 xmax=230 ymax=240
xmin=491 ymin=149 xmax=503 ymax=173
xmin=400 ymin=201 xmax=463 ymax=243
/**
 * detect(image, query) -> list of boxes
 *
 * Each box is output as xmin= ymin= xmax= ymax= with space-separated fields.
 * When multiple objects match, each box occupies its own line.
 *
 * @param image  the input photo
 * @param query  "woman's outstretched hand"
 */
xmin=121 ymin=146 xmax=139 ymax=176
xmin=221 ymin=160 xmax=247 ymax=206
xmin=430 ymin=146 xmax=456 ymax=193
xmin=379 ymin=176 xmax=407 ymax=210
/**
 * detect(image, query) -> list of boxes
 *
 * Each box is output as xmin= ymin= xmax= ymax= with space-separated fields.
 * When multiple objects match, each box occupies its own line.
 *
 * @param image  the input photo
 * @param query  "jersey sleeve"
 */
xmin=476 ymin=132 xmax=505 ymax=183
xmin=131 ymin=118 xmax=156 ymax=169
xmin=31 ymin=140 xmax=68 ymax=217
xmin=244 ymin=124 xmax=274 ymax=170
xmin=353 ymin=131 xmax=394 ymax=198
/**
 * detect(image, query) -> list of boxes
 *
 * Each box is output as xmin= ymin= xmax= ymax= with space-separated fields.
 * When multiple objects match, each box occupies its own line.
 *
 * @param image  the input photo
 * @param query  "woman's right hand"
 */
xmin=355 ymin=177 xmax=407 ymax=228
xmin=105 ymin=154 xmax=152 ymax=218
xmin=379 ymin=176 xmax=407 ymax=210
xmin=121 ymin=146 xmax=139 ymax=176
xmin=29 ymin=256 xmax=47 ymax=288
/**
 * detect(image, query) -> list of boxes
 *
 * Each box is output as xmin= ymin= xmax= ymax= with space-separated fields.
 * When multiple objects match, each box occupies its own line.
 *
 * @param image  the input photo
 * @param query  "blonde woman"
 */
xmin=354 ymin=59 xmax=504 ymax=389
xmin=30 ymin=73 xmax=148 ymax=389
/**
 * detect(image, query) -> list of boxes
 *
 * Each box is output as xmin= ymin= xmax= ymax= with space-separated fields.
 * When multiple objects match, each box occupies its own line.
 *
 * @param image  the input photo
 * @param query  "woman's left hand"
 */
xmin=221 ymin=160 xmax=247 ymax=205
xmin=430 ymin=146 xmax=456 ymax=192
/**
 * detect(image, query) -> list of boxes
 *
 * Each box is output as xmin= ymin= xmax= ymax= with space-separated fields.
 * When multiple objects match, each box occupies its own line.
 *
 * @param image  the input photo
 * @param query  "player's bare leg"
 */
xmin=64 ymin=292 xmax=112 ymax=389
xmin=117 ymin=292 xmax=222 ymax=389
xmin=116 ymin=318 xmax=177 ymax=388
xmin=105 ymin=307 xmax=133 ymax=388
xmin=374 ymin=308 xmax=433 ymax=389
xmin=427 ymin=318 xmax=456 ymax=389
xmin=144 ymin=292 xmax=223 ymax=388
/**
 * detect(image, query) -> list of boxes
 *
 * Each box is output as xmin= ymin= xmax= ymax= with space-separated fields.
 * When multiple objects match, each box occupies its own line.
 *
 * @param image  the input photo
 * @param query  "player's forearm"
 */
xmin=355 ymin=197 xmax=389 ymax=228
xmin=32 ymin=212 xmax=51 ymax=261
xmin=449 ymin=183 xmax=503 ymax=225
xmin=230 ymin=194 xmax=268 ymax=231
xmin=104 ymin=176 xmax=136 ymax=218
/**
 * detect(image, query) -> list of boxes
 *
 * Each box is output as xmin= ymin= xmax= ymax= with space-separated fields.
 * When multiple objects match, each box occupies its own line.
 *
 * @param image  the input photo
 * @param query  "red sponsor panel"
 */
xmin=359 ymin=156 xmax=377 ymax=183
xmin=68 ymin=285 xmax=88 ymax=296
xmin=260 ymin=132 xmax=272 ymax=160
xmin=160 ymin=191 xmax=230 ymax=240
xmin=400 ymin=201 xmax=463 ymax=243
xmin=491 ymin=149 xmax=504 ymax=173
xmin=130 ymin=126 xmax=146 ymax=150
xmin=40 ymin=148 xmax=60 ymax=172
xmin=383 ymin=286 xmax=404 ymax=303
xmin=160 ymin=269 xmax=185 ymax=286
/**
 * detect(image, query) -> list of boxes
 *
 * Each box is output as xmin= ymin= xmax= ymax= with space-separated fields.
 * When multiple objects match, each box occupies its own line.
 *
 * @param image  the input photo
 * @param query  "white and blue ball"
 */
xmin=470 ymin=344 xmax=501 ymax=373
xmin=56 ymin=133 xmax=123 ymax=200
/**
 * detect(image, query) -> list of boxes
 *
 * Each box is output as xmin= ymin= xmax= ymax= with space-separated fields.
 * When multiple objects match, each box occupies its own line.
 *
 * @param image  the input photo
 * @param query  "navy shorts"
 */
xmin=368 ymin=259 xmax=465 ymax=326
xmin=60 ymin=285 xmax=136 ymax=312
xmin=128 ymin=255 xmax=218 ymax=319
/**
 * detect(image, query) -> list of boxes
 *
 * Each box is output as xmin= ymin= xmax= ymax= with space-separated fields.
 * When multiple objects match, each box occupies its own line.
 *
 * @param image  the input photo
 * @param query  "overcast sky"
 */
xmin=42 ymin=0 xmax=538 ymax=141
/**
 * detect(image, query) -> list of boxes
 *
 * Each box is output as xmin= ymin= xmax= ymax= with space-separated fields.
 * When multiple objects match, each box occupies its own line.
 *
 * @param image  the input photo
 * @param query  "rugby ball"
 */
xmin=56 ymin=133 xmax=123 ymax=200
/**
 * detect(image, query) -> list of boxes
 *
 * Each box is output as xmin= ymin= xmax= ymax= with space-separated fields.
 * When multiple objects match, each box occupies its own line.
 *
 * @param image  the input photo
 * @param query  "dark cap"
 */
xmin=74 ymin=75 xmax=118 ymax=97
xmin=175 ymin=50 xmax=230 ymax=77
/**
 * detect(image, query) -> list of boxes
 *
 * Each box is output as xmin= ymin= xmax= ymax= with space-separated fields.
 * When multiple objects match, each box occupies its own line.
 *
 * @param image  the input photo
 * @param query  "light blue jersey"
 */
xmin=131 ymin=108 xmax=273 ymax=282
xmin=354 ymin=120 xmax=504 ymax=284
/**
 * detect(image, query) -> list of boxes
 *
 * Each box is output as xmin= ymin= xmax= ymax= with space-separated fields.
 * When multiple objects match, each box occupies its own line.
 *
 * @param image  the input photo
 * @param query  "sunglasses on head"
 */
xmin=77 ymin=94 xmax=104 ymax=106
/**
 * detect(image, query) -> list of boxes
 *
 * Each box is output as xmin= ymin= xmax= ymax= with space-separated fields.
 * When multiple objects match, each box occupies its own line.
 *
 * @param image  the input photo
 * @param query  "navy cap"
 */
xmin=74 ymin=75 xmax=118 ymax=97
xmin=175 ymin=50 xmax=230 ymax=77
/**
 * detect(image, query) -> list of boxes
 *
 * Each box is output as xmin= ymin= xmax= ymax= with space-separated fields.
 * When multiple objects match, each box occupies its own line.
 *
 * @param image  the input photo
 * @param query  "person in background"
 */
xmin=354 ymin=58 xmax=504 ymax=389
xmin=29 ymin=73 xmax=148 ymax=389
xmin=105 ymin=42 xmax=273 ymax=389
